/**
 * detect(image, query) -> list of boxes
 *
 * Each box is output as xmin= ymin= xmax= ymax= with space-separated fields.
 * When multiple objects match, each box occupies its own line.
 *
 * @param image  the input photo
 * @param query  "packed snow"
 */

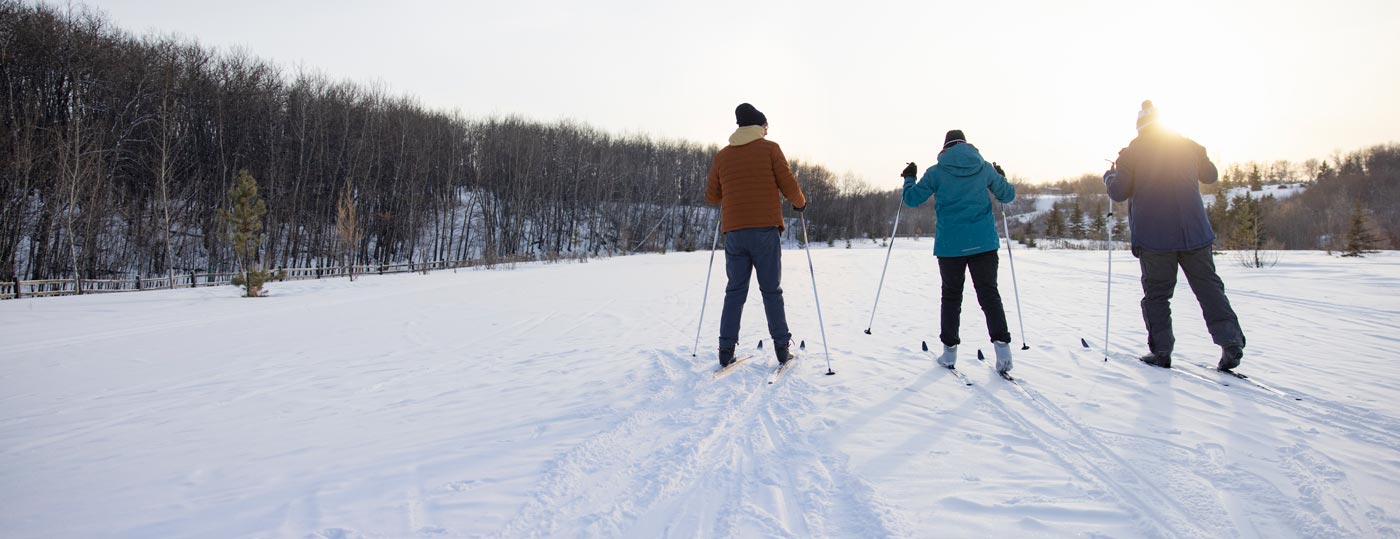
xmin=2 ymin=240 xmax=1397 ymax=538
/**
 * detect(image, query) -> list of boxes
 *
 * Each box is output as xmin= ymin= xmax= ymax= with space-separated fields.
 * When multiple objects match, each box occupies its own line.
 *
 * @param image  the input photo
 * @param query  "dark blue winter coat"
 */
xmin=903 ymin=143 xmax=1016 ymax=257
xmin=1105 ymin=127 xmax=1219 ymax=252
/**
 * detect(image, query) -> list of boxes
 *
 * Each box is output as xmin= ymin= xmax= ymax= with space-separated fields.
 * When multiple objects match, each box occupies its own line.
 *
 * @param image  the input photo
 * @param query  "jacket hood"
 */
xmin=936 ymin=143 xmax=987 ymax=177
xmin=728 ymin=125 xmax=765 ymax=146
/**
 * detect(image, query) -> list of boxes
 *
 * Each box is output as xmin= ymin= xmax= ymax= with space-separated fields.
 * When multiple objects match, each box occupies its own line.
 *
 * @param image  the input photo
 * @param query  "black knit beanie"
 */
xmin=943 ymin=129 xmax=966 ymax=149
xmin=736 ymin=103 xmax=767 ymax=127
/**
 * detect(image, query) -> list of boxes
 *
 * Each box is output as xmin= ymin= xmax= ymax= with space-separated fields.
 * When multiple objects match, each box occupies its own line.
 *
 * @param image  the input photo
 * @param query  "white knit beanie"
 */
xmin=1136 ymin=100 xmax=1158 ymax=131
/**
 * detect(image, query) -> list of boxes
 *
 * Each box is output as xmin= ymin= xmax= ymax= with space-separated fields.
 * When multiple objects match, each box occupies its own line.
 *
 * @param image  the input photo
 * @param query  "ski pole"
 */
xmin=691 ymin=219 xmax=721 ymax=357
xmin=1104 ymin=201 xmax=1114 ymax=362
xmin=1000 ymin=207 xmax=1030 ymax=350
xmin=799 ymin=213 xmax=836 ymax=376
xmin=864 ymin=201 xmax=903 ymax=335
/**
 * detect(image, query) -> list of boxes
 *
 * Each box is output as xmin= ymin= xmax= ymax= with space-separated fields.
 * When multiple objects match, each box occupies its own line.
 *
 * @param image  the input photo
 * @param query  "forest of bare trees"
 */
xmin=4 ymin=2 xmax=1392 ymax=290
xmin=1 ymin=1 xmax=929 ymax=285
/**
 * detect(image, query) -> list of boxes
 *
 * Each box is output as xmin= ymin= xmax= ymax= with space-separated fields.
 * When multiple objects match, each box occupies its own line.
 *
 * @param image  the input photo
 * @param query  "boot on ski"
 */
xmin=719 ymin=347 xmax=736 ymax=368
xmin=993 ymin=341 xmax=1013 ymax=374
xmin=775 ymin=342 xmax=793 ymax=365
xmin=1139 ymin=351 xmax=1172 ymax=368
xmin=938 ymin=344 xmax=957 ymax=368
xmin=1218 ymin=344 xmax=1243 ymax=371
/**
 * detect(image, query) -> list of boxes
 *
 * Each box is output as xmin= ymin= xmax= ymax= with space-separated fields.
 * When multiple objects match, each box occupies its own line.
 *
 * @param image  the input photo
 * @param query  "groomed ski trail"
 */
xmin=496 ymin=348 xmax=909 ymax=538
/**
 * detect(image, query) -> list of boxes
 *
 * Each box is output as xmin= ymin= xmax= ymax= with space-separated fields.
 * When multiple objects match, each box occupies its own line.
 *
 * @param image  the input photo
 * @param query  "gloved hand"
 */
xmin=992 ymin=162 xmax=1006 ymax=177
xmin=1103 ymin=167 xmax=1117 ymax=186
xmin=901 ymin=162 xmax=917 ymax=178
xmin=793 ymin=204 xmax=806 ymax=213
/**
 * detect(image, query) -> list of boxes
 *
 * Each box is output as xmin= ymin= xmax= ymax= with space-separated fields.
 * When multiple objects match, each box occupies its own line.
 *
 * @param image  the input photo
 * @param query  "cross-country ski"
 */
xmin=767 ymin=355 xmax=800 ymax=385
xmin=712 ymin=355 xmax=753 ymax=379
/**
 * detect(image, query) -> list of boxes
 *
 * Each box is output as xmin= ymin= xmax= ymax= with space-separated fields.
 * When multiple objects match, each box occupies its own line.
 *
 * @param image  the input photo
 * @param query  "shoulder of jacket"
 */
xmin=1181 ymin=136 xmax=1206 ymax=152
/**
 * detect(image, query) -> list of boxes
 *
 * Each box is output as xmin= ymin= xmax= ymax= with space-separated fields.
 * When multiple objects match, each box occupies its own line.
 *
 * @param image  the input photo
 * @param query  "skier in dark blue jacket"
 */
xmin=903 ymin=130 xmax=1017 ymax=374
xmin=1104 ymin=101 xmax=1245 ymax=371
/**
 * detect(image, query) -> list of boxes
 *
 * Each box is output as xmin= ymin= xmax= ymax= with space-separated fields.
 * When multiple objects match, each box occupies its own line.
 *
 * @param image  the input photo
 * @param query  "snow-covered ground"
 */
xmin=2 ymin=242 xmax=1398 ymax=538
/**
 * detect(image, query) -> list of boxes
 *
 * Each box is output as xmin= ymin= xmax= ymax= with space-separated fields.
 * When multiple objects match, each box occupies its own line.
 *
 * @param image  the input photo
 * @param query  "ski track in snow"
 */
xmin=495 ymin=349 xmax=908 ymax=538
xmin=957 ymin=353 xmax=1225 ymax=539
xmin=1072 ymin=348 xmax=1397 ymax=539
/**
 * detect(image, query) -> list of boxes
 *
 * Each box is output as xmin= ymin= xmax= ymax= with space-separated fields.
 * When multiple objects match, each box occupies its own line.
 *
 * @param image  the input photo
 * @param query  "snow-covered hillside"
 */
xmin=2 ymin=242 xmax=1397 ymax=538
xmin=1206 ymin=183 xmax=1308 ymax=207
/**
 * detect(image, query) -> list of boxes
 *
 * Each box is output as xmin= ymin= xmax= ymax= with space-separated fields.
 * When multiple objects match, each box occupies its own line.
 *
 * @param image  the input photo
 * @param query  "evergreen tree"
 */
xmin=1248 ymin=163 xmax=1263 ymax=191
xmin=1089 ymin=208 xmax=1108 ymax=239
xmin=1070 ymin=203 xmax=1087 ymax=239
xmin=1229 ymin=192 xmax=1269 ymax=267
xmin=1045 ymin=205 xmax=1066 ymax=238
xmin=1341 ymin=203 xmax=1381 ymax=257
xmin=1315 ymin=161 xmax=1334 ymax=181
xmin=219 ymin=170 xmax=274 ymax=297
xmin=1208 ymin=190 xmax=1232 ymax=240
xmin=1111 ymin=217 xmax=1127 ymax=241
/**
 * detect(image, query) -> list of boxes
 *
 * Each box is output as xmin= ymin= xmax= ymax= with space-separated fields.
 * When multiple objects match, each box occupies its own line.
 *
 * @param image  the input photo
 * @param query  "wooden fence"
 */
xmin=0 ymin=259 xmax=484 ymax=300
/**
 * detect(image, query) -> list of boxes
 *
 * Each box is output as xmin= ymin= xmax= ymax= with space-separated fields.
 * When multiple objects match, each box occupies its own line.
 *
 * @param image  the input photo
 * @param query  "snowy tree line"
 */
xmin=0 ymin=1 xmax=929 ymax=284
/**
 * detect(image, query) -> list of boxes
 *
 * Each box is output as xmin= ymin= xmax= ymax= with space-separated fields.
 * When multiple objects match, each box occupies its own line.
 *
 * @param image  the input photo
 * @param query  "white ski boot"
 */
xmin=993 ymin=341 xmax=1013 ymax=374
xmin=938 ymin=344 xmax=957 ymax=368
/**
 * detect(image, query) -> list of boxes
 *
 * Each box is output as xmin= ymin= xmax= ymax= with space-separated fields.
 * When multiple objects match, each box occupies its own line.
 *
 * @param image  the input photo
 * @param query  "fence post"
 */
xmin=136 ymin=275 xmax=142 ymax=290
xmin=14 ymin=278 xmax=20 ymax=299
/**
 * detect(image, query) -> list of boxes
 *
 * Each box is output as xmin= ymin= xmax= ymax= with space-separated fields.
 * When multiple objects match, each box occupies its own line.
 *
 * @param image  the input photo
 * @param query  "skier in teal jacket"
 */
xmin=902 ymin=130 xmax=1017 ymax=374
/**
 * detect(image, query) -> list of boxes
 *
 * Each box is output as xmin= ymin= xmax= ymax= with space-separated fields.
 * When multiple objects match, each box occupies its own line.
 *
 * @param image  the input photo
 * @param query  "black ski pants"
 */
xmin=938 ymin=249 xmax=1011 ymax=348
xmin=1135 ymin=245 xmax=1245 ymax=355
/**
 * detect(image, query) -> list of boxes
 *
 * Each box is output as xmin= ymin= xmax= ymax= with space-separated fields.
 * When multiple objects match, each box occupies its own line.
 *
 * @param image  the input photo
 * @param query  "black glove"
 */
xmin=993 ymin=162 xmax=1006 ymax=177
xmin=792 ymin=204 xmax=806 ymax=213
xmin=901 ymin=162 xmax=917 ymax=178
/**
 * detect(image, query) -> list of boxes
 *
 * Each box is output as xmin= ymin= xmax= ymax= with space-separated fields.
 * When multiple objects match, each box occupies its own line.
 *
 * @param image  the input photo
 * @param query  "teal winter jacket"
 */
xmin=903 ymin=143 xmax=1016 ymax=257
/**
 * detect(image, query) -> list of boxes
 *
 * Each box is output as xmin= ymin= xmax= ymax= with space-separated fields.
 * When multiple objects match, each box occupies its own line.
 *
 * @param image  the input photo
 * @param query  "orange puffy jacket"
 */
xmin=705 ymin=128 xmax=806 ymax=233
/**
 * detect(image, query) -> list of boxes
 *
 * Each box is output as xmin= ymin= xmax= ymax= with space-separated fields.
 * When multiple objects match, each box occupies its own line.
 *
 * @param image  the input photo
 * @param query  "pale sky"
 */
xmin=88 ymin=0 xmax=1400 ymax=185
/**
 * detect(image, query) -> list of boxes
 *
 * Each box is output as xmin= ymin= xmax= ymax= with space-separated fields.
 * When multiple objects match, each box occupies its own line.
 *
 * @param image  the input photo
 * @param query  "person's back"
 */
xmin=1109 ymin=125 xmax=1218 ymax=252
xmin=908 ymin=142 xmax=1015 ymax=257
xmin=903 ymin=139 xmax=1015 ymax=258
xmin=708 ymin=135 xmax=802 ymax=233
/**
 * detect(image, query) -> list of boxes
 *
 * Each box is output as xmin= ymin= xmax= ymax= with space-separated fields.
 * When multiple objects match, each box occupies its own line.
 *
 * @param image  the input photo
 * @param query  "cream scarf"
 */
xmin=728 ymin=125 xmax=765 ymax=146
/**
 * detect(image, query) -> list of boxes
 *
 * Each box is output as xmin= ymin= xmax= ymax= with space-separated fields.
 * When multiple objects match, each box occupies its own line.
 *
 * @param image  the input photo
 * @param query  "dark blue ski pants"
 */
xmin=718 ymin=227 xmax=791 ymax=351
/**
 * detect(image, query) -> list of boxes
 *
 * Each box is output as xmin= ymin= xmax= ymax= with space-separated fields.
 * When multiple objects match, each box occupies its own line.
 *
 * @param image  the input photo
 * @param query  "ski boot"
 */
xmin=938 ymin=344 xmax=957 ymax=368
xmin=1139 ymin=351 xmax=1172 ymax=368
xmin=1218 ymin=344 xmax=1243 ymax=371
xmin=993 ymin=341 xmax=1013 ymax=374
xmin=719 ymin=347 xmax=736 ymax=368
xmin=775 ymin=342 xmax=793 ymax=365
